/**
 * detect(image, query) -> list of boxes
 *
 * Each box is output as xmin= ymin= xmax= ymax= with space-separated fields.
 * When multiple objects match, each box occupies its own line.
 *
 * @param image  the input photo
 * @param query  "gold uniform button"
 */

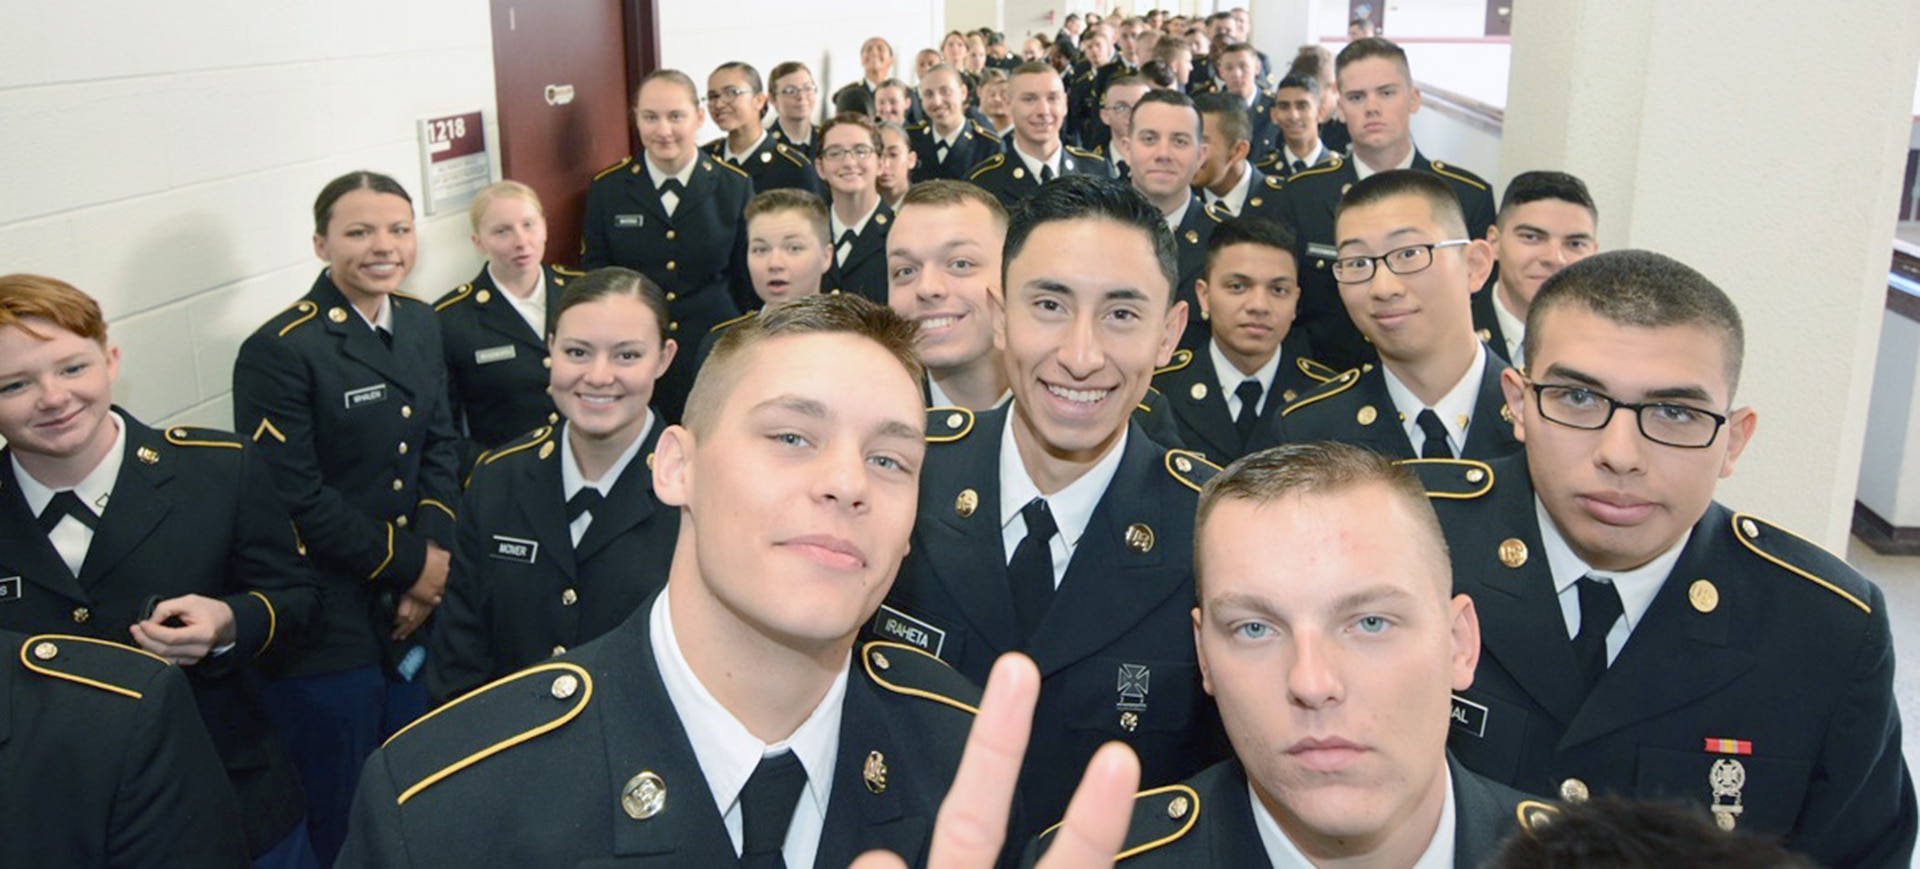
xmin=1498 ymin=538 xmax=1528 ymax=568
xmin=396 ymin=515 xmax=410 ymax=529
xmin=32 ymin=641 xmax=57 ymax=660
xmin=401 ymin=405 xmax=413 ymax=419
xmin=391 ymin=479 xmax=405 ymax=491
xmin=551 ymin=645 xmax=567 ymax=656
xmin=665 ymin=230 xmax=676 ymax=241
xmin=1740 ymin=518 xmax=1759 ymax=539
xmin=668 ymin=321 xmax=679 ymax=332
xmin=1560 ymin=778 xmax=1590 ymax=803
xmin=1465 ymin=468 xmax=1486 ymax=484
xmin=550 ymin=673 xmax=580 ymax=699
xmin=1168 ymin=794 xmax=1191 ymax=819
xmin=665 ymin=261 xmax=677 ymax=271
xmin=871 ymin=650 xmax=891 ymax=670
xmin=72 ymin=606 xmax=90 ymax=624
xmin=562 ymin=588 xmax=578 ymax=606
xmin=397 ymin=442 xmax=409 ymax=455
xmin=1689 ymin=579 xmax=1719 ymax=613
xmin=542 ymin=356 xmax=552 ymax=369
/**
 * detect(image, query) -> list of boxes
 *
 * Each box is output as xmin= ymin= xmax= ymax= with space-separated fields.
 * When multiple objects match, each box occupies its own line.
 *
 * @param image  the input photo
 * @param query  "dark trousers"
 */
xmin=259 ymin=666 xmax=392 ymax=868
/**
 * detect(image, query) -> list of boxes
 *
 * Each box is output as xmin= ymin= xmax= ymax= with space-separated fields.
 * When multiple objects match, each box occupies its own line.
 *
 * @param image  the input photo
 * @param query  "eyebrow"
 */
xmin=1538 ymin=363 xmax=1715 ymax=403
xmin=1512 ymin=222 xmax=1594 ymax=240
xmin=752 ymin=394 xmax=925 ymax=442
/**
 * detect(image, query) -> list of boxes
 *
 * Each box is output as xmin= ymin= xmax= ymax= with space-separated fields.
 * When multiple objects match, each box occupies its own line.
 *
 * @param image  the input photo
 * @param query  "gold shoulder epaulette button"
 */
xmin=1516 ymin=799 xmax=1562 ymax=833
xmin=969 ymin=154 xmax=1005 ymax=180
xmin=1297 ymin=356 xmax=1340 ymax=383
xmin=164 ymin=426 xmax=243 ymax=450
xmin=1153 ymin=348 xmax=1194 ymax=377
xmin=1280 ymin=367 xmax=1363 ymax=418
xmin=1264 ymin=174 xmax=1285 ymax=190
xmin=382 ymin=662 xmax=593 ymax=806
xmin=18 ymin=634 xmax=167 ymax=700
xmin=926 ymin=406 xmax=974 ymax=443
xmin=273 ymin=300 xmax=320 ymax=338
xmin=480 ymin=426 xmax=554 ymax=466
xmin=593 ymin=156 xmax=633 ymax=181
xmin=1165 ymin=449 xmax=1220 ymax=493
xmin=1730 ymin=512 xmax=1873 ymax=614
xmin=1398 ymin=458 xmax=1494 ymax=500
xmin=433 ymin=283 xmax=475 ymax=312
xmin=860 ymin=641 xmax=981 ymax=716
xmin=1039 ymin=783 xmax=1199 ymax=860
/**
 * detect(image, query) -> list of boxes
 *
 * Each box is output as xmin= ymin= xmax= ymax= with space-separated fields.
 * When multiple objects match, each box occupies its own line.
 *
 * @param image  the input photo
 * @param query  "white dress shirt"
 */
xmin=489 ymin=263 xmax=549 ymax=339
xmin=1011 ymin=140 xmax=1066 ymax=182
xmin=1536 ymin=498 xmax=1691 ymax=665
xmin=1352 ymin=144 xmax=1418 ymax=181
xmin=558 ymin=415 xmax=653 ymax=546
xmin=1250 ymin=764 xmax=1458 ymax=868
xmin=14 ymin=410 xmax=126 ymax=576
xmin=1379 ymin=344 xmax=1489 ymax=457
xmin=997 ymin=411 xmax=1128 ymax=589
xmin=1209 ymin=338 xmax=1282 ymax=420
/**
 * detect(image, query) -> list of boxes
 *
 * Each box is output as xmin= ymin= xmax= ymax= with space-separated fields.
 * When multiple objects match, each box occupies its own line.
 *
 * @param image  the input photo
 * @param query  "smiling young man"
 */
xmin=1254 ymin=73 xmax=1330 ymax=178
xmin=908 ymin=65 xmax=1002 ymax=183
xmin=875 ymin=176 xmax=1225 ymax=846
xmin=343 ymin=294 xmax=984 ymax=867
xmin=1270 ymin=38 xmax=1495 ymax=369
xmin=1477 ymin=171 xmax=1599 ymax=366
xmin=968 ymin=63 xmax=1112 ymax=211
xmin=1214 ymin=44 xmax=1276 ymax=166
xmin=1152 ymin=219 xmax=1336 ymax=464
xmin=1033 ymin=443 xmax=1555 ymax=866
xmin=1415 ymin=250 xmax=1916 ymax=867
xmin=702 ymin=62 xmax=822 ymax=196
xmin=1261 ymin=170 xmax=1520 ymax=463
xmin=887 ymin=181 xmax=1012 ymax=412
xmin=1124 ymin=89 xmax=1220 ymax=349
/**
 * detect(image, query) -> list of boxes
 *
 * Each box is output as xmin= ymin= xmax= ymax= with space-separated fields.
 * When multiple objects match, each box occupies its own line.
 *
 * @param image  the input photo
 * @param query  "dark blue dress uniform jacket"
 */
xmin=1149 ymin=345 xmax=1338 ymax=465
xmin=341 ymin=600 xmax=978 ymax=867
xmin=907 ymin=118 xmax=1006 ymax=183
xmin=0 ymin=412 xmax=318 ymax=856
xmin=432 ymin=264 xmax=569 ymax=464
xmin=701 ymin=134 xmax=822 ymax=195
xmin=234 ymin=272 xmax=463 ymax=677
xmin=1254 ymin=350 xmax=1522 ymax=461
xmin=1415 ymin=454 xmax=1918 ymax=868
xmin=873 ymin=406 xmax=1229 ymax=845
xmin=425 ymin=422 xmax=678 ymax=704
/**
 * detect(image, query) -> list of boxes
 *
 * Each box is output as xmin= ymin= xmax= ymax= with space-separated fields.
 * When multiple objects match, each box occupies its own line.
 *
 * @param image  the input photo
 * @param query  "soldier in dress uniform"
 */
xmin=427 ymin=268 xmax=680 ymax=704
xmin=1477 ymin=170 xmax=1599 ymax=366
xmin=885 ymin=181 xmax=1012 ymax=413
xmin=234 ymin=171 xmax=463 ymax=866
xmin=873 ymin=177 xmax=1227 ymax=846
xmin=768 ymin=61 xmax=823 ymax=157
xmin=968 ymin=63 xmax=1112 ymax=212
xmin=819 ymin=113 xmax=894 ymax=306
xmin=1191 ymin=93 xmax=1287 ymax=223
xmin=1089 ymin=74 xmax=1152 ymax=180
xmin=908 ymin=65 xmax=1003 ymax=184
xmin=1215 ymin=44 xmax=1277 ymax=166
xmin=1031 ymin=443 xmax=1556 ymax=866
xmin=1123 ymin=90 xmax=1223 ymax=350
xmin=702 ymin=62 xmax=822 ymax=197
xmin=1270 ymin=38 xmax=1496 ymax=370
xmin=0 ymin=274 xmax=321 ymax=868
xmin=1150 ymin=220 xmax=1335 ymax=465
xmin=434 ymin=182 xmax=572 ymax=469
xmin=341 ymin=295 xmax=980 ymax=869
xmin=0 ymin=627 xmax=249 ymax=869
xmin=1259 ymin=171 xmax=1520 ymax=463
xmin=875 ymin=121 xmax=918 ymax=212
xmin=1065 ymin=28 xmax=1115 ymax=148
xmin=582 ymin=69 xmax=754 ymax=422
xmin=1415 ymin=250 xmax=1916 ymax=867
xmin=695 ymin=189 xmax=836 ymax=369
xmin=1251 ymin=74 xmax=1334 ymax=178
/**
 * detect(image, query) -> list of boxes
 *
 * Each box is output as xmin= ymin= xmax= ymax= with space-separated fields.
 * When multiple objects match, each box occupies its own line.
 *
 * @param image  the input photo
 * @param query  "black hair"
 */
xmin=1204 ymin=216 xmax=1300 ymax=276
xmin=1526 ymin=250 xmax=1745 ymax=396
xmin=1335 ymin=169 xmax=1468 ymax=238
xmin=1004 ymin=175 xmax=1179 ymax=306
xmin=313 ymin=171 xmax=411 ymax=235
xmin=1499 ymin=170 xmax=1598 ymax=221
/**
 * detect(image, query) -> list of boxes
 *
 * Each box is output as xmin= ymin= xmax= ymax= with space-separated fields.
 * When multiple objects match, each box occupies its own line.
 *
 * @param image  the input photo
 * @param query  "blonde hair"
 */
xmin=467 ymin=180 xmax=544 ymax=232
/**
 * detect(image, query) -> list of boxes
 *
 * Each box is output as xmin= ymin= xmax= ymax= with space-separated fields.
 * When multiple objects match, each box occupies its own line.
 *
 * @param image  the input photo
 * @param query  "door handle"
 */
xmin=544 ymin=84 xmax=576 ymax=106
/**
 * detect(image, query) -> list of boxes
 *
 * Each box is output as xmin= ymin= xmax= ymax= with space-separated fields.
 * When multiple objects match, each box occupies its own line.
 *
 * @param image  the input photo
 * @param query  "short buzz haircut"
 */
xmin=1004 ymin=175 xmax=1179 ymax=307
xmin=1203 ymin=216 xmax=1300 ymax=276
xmin=682 ymin=294 xmax=923 ymax=437
xmin=1273 ymin=72 xmax=1320 ymax=98
xmin=1105 ymin=73 xmax=1151 ymax=96
xmin=1336 ymin=169 xmax=1469 ymax=239
xmin=875 ymin=78 xmax=912 ymax=99
xmin=1194 ymin=92 xmax=1252 ymax=146
xmin=1194 ymin=442 xmax=1449 ymax=597
xmin=1335 ymin=37 xmax=1412 ymax=84
xmin=767 ymin=61 xmax=812 ymax=88
xmin=553 ymin=267 xmax=672 ymax=345
xmin=0 ymin=273 xmax=109 ymax=345
xmin=744 ymin=188 xmax=831 ymax=247
xmin=713 ymin=61 xmax=764 ymax=95
xmin=817 ymin=111 xmax=882 ymax=150
xmin=1498 ymin=170 xmax=1598 ymax=223
xmin=1220 ymin=41 xmax=1260 ymax=61
xmin=1524 ymin=250 xmax=1746 ymax=397
xmin=1011 ymin=60 xmax=1059 ymax=80
xmin=1130 ymin=88 xmax=1201 ymax=138
xmin=899 ymin=180 xmax=1009 ymax=231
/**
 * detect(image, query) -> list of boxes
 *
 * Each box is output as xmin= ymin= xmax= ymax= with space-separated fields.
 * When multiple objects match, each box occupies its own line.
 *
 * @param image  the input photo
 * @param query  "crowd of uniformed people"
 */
xmin=0 ymin=7 xmax=1913 ymax=868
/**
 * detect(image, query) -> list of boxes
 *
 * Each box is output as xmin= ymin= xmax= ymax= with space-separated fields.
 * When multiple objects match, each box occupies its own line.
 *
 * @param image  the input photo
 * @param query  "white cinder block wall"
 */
xmin=0 ymin=1 xmax=953 ymax=433
xmin=0 ymin=3 xmax=499 ymax=431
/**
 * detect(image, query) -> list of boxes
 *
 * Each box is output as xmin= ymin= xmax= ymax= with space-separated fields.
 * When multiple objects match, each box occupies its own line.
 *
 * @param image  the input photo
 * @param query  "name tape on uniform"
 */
xmin=344 ymin=384 xmax=389 ymax=409
xmin=0 ymin=576 xmax=19 ymax=603
xmin=1450 ymin=693 xmax=1488 ymax=738
xmin=490 ymin=535 xmax=539 ymax=564
xmin=869 ymin=605 xmax=946 ymax=658
xmin=475 ymin=345 xmax=517 ymax=365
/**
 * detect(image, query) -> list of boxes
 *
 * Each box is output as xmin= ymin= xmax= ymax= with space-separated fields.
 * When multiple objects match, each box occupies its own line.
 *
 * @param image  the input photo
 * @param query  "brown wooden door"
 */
xmin=489 ymin=0 xmax=659 ymax=268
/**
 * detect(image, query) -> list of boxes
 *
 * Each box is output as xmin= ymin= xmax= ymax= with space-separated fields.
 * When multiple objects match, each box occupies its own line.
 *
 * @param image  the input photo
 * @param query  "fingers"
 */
xmin=1034 ymin=742 xmax=1139 ymax=869
xmin=127 ymin=622 xmax=212 ymax=666
xmin=392 ymin=596 xmax=433 ymax=641
xmin=923 ymin=653 xmax=1042 ymax=868
xmin=846 ymin=852 xmax=910 ymax=869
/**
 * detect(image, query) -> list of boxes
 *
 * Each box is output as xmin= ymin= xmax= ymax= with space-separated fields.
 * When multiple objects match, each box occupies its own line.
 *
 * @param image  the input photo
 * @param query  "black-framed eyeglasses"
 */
xmin=1330 ymin=240 xmax=1470 ymax=284
xmin=704 ymin=86 xmax=753 ymax=104
xmin=1528 ymin=382 xmax=1729 ymax=448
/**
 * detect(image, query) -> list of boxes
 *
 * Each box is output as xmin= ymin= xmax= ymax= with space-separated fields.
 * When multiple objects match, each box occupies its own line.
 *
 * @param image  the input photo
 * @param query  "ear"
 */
xmin=1499 ymin=366 xmax=1529 ymax=443
xmin=1409 ymin=85 xmax=1423 ymax=115
xmin=656 ymin=337 xmax=680 ymax=377
xmin=1192 ymin=606 xmax=1216 ymax=697
xmin=1160 ymin=299 xmax=1190 ymax=365
xmin=1719 ymin=406 xmax=1758 ymax=479
xmin=1230 ymin=139 xmax=1250 ymax=164
xmin=1117 ymin=134 xmax=1133 ymax=164
xmin=652 ymin=424 xmax=696 ymax=508
xmin=1194 ymin=278 xmax=1213 ymax=321
xmin=104 ymin=343 xmax=122 ymax=386
xmin=1464 ymin=238 xmax=1495 ymax=295
xmin=470 ymin=232 xmax=485 ymax=255
xmin=312 ymin=233 xmax=328 ymax=262
xmin=1449 ymin=593 xmax=1481 ymax=691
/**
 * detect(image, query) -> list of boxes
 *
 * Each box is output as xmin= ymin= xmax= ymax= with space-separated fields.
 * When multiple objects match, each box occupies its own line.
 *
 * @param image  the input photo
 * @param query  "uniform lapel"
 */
xmin=319 ymin=276 xmax=419 ymax=400
xmin=1169 ymin=351 xmax=1240 ymax=461
xmin=813 ymin=674 xmax=926 ymax=867
xmin=512 ymin=436 xmax=577 ymax=581
xmin=1462 ymin=462 xmax=1589 ymax=726
xmin=469 ymin=268 xmax=547 ymax=351
xmin=1027 ymin=428 xmax=1185 ymax=678
xmin=1558 ymin=505 xmax=1754 ymax=750
xmin=1205 ymin=761 xmax=1278 ymax=868
xmin=916 ymin=408 xmax=1021 ymax=654
xmin=1355 ymin=368 xmax=1418 ymax=457
xmin=76 ymin=420 xmax=173 ymax=587
xmin=598 ymin=604 xmax=739 ymax=862
xmin=840 ymin=202 xmax=892 ymax=275
xmin=0 ymin=455 xmax=86 ymax=602
xmin=1461 ymin=354 xmax=1520 ymax=459
xmin=573 ymin=422 xmax=664 ymax=563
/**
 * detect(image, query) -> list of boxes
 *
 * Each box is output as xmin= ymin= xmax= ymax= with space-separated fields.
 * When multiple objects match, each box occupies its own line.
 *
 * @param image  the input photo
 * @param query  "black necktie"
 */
xmin=1415 ymin=409 xmax=1454 ymax=459
xmin=1233 ymin=379 xmax=1264 ymax=441
xmin=659 ymin=178 xmax=685 ymax=195
xmin=565 ymin=488 xmax=603 ymax=522
xmin=38 ymin=490 xmax=98 ymax=533
xmin=739 ymin=751 xmax=807 ymax=868
xmin=1039 ymin=163 xmax=1054 ymax=183
xmin=1572 ymin=576 xmax=1624 ymax=690
xmin=1008 ymin=497 xmax=1058 ymax=640
xmin=376 ymin=326 xmax=393 ymax=348
xmin=1291 ymin=159 xmax=1307 ymax=175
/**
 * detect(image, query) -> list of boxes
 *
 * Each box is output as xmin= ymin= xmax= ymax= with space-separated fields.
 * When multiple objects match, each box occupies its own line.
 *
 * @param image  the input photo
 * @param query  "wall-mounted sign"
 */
xmin=418 ymin=110 xmax=491 ymax=215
